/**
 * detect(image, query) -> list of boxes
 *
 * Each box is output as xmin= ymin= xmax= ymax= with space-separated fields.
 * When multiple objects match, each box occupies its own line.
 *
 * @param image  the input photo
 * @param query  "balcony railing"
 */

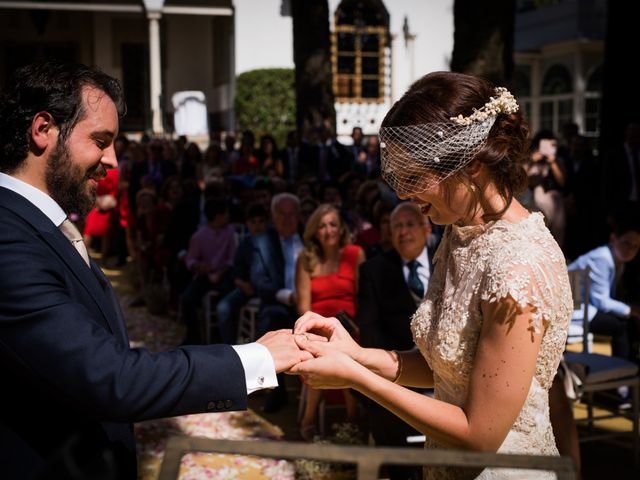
xmin=158 ymin=436 xmax=577 ymax=480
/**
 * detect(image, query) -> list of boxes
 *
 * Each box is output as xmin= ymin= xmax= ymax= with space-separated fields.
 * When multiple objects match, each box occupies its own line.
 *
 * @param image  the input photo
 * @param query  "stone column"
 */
xmin=148 ymin=10 xmax=163 ymax=135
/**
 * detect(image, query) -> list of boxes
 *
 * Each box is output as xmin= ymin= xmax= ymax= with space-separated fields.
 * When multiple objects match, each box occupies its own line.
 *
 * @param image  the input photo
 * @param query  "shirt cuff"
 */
xmin=231 ymin=343 xmax=278 ymax=394
xmin=276 ymin=288 xmax=293 ymax=305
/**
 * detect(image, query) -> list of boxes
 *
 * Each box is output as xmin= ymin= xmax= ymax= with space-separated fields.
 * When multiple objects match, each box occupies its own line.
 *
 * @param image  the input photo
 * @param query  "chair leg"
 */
xmin=586 ymin=391 xmax=594 ymax=436
xmin=632 ymin=380 xmax=639 ymax=467
xmin=203 ymin=296 xmax=211 ymax=344
xmin=318 ymin=398 xmax=326 ymax=437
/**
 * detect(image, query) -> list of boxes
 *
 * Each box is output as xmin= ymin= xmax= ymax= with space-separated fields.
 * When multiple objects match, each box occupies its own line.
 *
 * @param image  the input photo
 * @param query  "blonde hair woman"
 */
xmin=295 ymin=203 xmax=365 ymax=440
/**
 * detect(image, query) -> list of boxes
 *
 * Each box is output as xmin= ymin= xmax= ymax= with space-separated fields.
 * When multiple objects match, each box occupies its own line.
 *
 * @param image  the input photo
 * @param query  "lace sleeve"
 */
xmin=479 ymin=238 xmax=572 ymax=334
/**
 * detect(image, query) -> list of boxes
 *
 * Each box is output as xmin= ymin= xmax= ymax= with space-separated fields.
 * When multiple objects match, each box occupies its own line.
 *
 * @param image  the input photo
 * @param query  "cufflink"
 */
xmin=257 ymin=376 xmax=265 ymax=386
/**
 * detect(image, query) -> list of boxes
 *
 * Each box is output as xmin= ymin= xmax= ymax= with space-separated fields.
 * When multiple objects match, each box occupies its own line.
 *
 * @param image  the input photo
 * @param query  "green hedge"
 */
xmin=235 ymin=68 xmax=296 ymax=148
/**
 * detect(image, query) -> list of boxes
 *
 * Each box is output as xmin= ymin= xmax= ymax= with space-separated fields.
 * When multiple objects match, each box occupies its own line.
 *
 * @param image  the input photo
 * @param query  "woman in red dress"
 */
xmin=83 ymin=167 xmax=119 ymax=265
xmin=295 ymin=203 xmax=365 ymax=440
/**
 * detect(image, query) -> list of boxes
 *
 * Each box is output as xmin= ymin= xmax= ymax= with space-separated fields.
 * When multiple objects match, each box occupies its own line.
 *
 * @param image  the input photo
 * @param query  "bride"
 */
xmin=290 ymin=71 xmax=572 ymax=479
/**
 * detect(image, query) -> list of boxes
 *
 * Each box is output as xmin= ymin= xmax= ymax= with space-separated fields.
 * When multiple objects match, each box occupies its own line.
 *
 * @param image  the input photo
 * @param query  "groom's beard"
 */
xmin=45 ymin=140 xmax=106 ymax=216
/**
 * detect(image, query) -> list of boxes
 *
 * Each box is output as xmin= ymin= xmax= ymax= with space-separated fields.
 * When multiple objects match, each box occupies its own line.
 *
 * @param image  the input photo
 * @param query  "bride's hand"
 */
xmin=293 ymin=311 xmax=363 ymax=361
xmin=288 ymin=338 xmax=364 ymax=389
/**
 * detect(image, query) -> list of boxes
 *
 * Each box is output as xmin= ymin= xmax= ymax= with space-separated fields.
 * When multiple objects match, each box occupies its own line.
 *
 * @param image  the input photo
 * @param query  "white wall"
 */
xmin=234 ymin=0 xmax=294 ymax=74
xmin=231 ymin=0 xmax=454 ymax=140
xmin=232 ymin=0 xmax=453 ymax=78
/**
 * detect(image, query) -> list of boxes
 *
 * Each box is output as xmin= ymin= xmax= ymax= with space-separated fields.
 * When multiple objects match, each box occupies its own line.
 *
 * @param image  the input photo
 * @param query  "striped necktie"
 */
xmin=59 ymin=218 xmax=90 ymax=267
xmin=407 ymin=259 xmax=425 ymax=299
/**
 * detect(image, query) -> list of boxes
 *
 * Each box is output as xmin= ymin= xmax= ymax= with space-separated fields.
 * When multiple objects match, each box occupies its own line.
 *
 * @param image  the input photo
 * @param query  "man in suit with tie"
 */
xmin=250 ymin=192 xmax=304 ymax=412
xmin=0 ymin=60 xmax=309 ymax=480
xmin=357 ymin=202 xmax=434 ymax=480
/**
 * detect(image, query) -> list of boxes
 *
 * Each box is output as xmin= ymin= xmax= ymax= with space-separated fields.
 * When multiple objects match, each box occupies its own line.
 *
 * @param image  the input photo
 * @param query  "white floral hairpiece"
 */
xmin=450 ymin=87 xmax=519 ymax=126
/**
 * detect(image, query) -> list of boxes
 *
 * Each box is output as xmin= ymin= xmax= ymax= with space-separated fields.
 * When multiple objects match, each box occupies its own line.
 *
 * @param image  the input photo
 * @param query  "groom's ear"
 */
xmin=30 ymin=111 xmax=59 ymax=154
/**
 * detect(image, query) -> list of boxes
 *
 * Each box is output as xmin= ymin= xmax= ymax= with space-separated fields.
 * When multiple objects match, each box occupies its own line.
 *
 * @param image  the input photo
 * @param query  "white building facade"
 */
xmin=234 ymin=0 xmax=454 ymax=142
xmin=0 ymin=0 xmax=604 ymax=142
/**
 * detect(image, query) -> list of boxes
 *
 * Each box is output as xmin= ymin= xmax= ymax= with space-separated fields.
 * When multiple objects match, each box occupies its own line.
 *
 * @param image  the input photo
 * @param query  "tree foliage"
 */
xmin=235 ymin=68 xmax=296 ymax=147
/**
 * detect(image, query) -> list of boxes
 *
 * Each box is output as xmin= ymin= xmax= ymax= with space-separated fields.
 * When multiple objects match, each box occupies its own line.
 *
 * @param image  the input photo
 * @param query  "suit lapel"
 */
xmin=0 ymin=187 xmax=124 ymax=339
xmin=91 ymin=260 xmax=130 ymax=345
xmin=385 ymin=250 xmax=416 ymax=308
xmin=40 ymin=229 xmax=125 ymax=338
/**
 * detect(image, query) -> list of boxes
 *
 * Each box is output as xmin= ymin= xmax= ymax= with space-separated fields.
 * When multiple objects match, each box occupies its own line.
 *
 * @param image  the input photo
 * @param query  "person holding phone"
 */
xmin=526 ymin=130 xmax=567 ymax=247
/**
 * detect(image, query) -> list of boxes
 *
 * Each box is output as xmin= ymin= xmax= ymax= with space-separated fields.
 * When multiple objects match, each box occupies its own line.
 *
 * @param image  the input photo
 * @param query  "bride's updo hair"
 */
xmin=381 ymin=71 xmax=530 ymax=220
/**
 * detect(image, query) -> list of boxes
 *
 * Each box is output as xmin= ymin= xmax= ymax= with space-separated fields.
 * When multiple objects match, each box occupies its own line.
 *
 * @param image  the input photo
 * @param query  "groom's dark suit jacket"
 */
xmin=0 ymin=187 xmax=248 ymax=479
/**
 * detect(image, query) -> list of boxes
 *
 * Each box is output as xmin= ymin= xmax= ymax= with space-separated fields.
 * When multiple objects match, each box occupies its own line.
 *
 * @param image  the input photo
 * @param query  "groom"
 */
xmin=0 ymin=60 xmax=309 ymax=480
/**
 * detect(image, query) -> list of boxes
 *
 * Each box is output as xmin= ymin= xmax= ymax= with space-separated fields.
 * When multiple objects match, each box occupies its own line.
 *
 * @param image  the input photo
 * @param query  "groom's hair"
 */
xmin=0 ymin=59 xmax=125 ymax=173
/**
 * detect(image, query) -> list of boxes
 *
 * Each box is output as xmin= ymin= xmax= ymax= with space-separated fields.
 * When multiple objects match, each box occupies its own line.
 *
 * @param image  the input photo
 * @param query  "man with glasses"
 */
xmin=356 ymin=202 xmax=435 ymax=480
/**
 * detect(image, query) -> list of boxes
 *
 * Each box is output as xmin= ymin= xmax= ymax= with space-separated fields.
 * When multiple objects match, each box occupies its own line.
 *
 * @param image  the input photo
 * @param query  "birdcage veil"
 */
xmin=379 ymin=87 xmax=519 ymax=197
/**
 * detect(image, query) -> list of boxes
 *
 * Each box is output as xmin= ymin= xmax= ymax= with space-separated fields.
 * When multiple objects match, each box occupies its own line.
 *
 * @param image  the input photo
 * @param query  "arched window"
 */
xmin=332 ymin=0 xmax=389 ymax=102
xmin=540 ymin=64 xmax=573 ymax=134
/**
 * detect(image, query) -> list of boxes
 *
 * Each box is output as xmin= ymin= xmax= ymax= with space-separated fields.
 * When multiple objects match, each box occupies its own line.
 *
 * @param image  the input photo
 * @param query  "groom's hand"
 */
xmin=256 ymin=329 xmax=314 ymax=373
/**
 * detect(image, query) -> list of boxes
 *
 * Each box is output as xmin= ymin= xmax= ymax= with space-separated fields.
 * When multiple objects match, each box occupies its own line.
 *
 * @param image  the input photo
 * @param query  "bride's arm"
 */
xmin=294 ymin=297 xmax=543 ymax=451
xmin=355 ymin=347 xmax=434 ymax=388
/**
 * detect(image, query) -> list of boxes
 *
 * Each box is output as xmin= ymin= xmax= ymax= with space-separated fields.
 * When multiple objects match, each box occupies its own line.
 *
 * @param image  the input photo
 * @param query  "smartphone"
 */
xmin=539 ymin=138 xmax=557 ymax=158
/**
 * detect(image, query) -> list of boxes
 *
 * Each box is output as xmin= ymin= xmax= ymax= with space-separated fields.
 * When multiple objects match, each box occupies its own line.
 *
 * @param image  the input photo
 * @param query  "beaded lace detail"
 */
xmin=411 ymin=212 xmax=572 ymax=479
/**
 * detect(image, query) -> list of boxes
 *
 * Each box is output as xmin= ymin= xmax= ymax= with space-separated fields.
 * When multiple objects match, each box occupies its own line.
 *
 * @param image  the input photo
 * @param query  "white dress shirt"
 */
xmin=568 ymin=244 xmax=632 ymax=322
xmin=0 ymin=172 xmax=277 ymax=394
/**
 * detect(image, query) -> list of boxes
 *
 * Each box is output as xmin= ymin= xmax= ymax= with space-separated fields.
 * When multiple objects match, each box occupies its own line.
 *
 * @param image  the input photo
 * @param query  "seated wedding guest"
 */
xmin=132 ymin=188 xmax=161 ymax=305
xmin=356 ymin=199 xmax=394 ymax=258
xmin=162 ymin=178 xmax=201 ymax=310
xmin=295 ymin=204 xmax=365 ymax=440
xmin=300 ymin=197 xmax=319 ymax=227
xmin=82 ymin=165 xmax=119 ymax=266
xmin=567 ymin=212 xmax=640 ymax=366
xmin=216 ymin=203 xmax=268 ymax=344
xmin=357 ymin=202 xmax=433 ymax=480
xmin=181 ymin=197 xmax=236 ymax=344
xmin=250 ymin=193 xmax=304 ymax=412
xmin=0 ymin=60 xmax=308 ymax=480
xmin=292 ymin=71 xmax=573 ymax=479
xmin=295 ymin=179 xmax=314 ymax=202
xmin=258 ymin=134 xmax=284 ymax=177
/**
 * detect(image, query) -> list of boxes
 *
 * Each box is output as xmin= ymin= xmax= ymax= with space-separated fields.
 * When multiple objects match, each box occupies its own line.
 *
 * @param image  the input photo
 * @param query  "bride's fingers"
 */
xmin=294 ymin=312 xmax=339 ymax=334
xmin=293 ymin=311 xmax=322 ymax=333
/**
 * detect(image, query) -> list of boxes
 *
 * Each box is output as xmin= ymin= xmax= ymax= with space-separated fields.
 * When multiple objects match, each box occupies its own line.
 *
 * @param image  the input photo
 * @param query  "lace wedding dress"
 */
xmin=411 ymin=212 xmax=572 ymax=479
